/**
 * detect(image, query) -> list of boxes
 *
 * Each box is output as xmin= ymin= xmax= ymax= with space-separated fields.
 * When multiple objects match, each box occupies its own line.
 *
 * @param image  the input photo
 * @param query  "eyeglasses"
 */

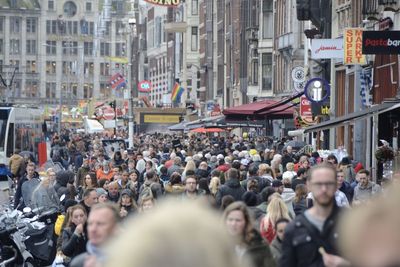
xmin=310 ymin=182 xmax=336 ymax=189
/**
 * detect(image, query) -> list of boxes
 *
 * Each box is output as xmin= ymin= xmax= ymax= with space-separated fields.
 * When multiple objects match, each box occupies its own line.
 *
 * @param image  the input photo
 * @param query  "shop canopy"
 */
xmin=223 ymin=99 xmax=296 ymax=120
xmin=304 ymin=102 xmax=399 ymax=133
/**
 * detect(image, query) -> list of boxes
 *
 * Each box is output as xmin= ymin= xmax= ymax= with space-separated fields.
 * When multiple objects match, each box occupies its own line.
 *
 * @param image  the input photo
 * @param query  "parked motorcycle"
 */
xmin=0 ymin=199 xmax=62 ymax=266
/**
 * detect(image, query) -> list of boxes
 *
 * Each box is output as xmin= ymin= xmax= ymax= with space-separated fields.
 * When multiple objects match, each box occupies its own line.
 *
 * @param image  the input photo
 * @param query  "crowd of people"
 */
xmin=6 ymin=129 xmax=400 ymax=267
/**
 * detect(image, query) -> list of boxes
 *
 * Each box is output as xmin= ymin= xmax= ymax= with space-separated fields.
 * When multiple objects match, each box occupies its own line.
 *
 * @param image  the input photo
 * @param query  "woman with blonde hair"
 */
xmin=181 ymin=159 xmax=196 ymax=181
xmin=209 ymin=176 xmax=221 ymax=197
xmin=223 ymin=202 xmax=276 ymax=267
xmin=270 ymin=154 xmax=283 ymax=178
xmin=260 ymin=196 xmax=291 ymax=244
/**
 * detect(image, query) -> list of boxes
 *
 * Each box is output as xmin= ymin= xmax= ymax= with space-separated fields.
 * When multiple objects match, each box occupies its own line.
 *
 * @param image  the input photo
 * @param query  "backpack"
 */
xmin=139 ymin=182 xmax=156 ymax=200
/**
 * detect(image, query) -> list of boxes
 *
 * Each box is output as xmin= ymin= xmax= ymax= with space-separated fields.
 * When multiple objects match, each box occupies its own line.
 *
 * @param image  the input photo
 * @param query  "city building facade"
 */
xmin=0 ymin=0 xmax=134 ymax=105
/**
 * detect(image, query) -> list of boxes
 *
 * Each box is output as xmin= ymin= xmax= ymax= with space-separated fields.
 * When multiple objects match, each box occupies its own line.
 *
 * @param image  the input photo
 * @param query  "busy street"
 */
xmin=1 ymin=0 xmax=400 ymax=267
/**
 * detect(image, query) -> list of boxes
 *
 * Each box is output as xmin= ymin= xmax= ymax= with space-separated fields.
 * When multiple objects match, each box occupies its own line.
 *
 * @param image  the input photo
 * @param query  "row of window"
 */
xmin=0 ymin=17 xmax=37 ymax=34
xmin=43 ymin=40 xmax=126 ymax=57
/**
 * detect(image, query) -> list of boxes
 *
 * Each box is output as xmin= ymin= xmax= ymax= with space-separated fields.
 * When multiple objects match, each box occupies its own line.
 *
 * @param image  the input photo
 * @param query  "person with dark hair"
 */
xmin=241 ymin=165 xmax=269 ymax=192
xmin=280 ymin=163 xmax=349 ymax=267
xmin=118 ymin=189 xmax=137 ymax=218
xmin=255 ymin=186 xmax=276 ymax=215
xmin=220 ymin=195 xmax=235 ymax=210
xmin=215 ymin=168 xmax=246 ymax=206
xmin=291 ymin=168 xmax=307 ymax=191
xmin=326 ymin=154 xmax=338 ymax=167
xmin=352 ymin=169 xmax=381 ymax=205
xmin=182 ymin=176 xmax=205 ymax=200
xmin=70 ymin=203 xmax=121 ymax=267
xmin=270 ymin=218 xmax=290 ymax=262
xmin=79 ymin=188 xmax=98 ymax=215
xmin=14 ymin=162 xmax=40 ymax=209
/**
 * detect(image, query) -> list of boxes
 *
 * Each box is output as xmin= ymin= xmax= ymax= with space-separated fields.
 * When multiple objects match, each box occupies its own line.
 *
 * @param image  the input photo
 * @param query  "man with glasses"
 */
xmin=280 ymin=163 xmax=350 ymax=267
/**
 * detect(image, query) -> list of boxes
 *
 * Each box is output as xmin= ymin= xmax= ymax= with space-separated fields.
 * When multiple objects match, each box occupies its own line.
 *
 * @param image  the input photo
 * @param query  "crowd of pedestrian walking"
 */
xmin=7 ymin=129 xmax=400 ymax=267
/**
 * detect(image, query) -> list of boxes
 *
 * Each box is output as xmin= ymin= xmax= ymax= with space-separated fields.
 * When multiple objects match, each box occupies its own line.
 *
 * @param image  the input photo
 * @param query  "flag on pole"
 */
xmin=171 ymin=83 xmax=184 ymax=102
xmin=109 ymin=73 xmax=127 ymax=89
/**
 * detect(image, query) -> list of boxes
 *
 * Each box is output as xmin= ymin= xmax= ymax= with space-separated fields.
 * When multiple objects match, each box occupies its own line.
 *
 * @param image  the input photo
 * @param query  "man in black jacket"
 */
xmin=14 ymin=162 xmax=40 ymax=209
xmin=280 ymin=163 xmax=350 ymax=267
xmin=215 ymin=168 xmax=245 ymax=206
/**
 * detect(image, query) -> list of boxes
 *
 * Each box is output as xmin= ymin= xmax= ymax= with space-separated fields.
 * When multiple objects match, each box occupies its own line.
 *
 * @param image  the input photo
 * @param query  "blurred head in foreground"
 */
xmin=104 ymin=199 xmax=249 ymax=267
xmin=339 ymin=184 xmax=400 ymax=267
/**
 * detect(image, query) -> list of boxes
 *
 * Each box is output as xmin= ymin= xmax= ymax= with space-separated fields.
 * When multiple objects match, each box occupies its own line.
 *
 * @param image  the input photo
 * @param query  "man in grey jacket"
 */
xmin=353 ymin=169 xmax=381 ymax=205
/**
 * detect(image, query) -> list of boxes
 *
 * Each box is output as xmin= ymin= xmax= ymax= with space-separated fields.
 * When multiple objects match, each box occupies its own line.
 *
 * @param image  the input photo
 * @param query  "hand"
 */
xmin=120 ymin=207 xmax=128 ymax=217
xmin=75 ymin=224 xmax=84 ymax=235
xmin=83 ymin=255 xmax=100 ymax=267
xmin=320 ymin=247 xmax=351 ymax=267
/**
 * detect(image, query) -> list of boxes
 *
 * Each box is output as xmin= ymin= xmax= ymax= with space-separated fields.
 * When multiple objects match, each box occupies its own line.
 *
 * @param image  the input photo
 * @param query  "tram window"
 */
xmin=0 ymin=110 xmax=8 ymax=151
xmin=6 ymin=123 xmax=14 ymax=157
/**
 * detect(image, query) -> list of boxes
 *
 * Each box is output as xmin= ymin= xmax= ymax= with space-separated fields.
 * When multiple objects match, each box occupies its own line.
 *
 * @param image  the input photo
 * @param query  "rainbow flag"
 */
xmin=171 ymin=83 xmax=184 ymax=102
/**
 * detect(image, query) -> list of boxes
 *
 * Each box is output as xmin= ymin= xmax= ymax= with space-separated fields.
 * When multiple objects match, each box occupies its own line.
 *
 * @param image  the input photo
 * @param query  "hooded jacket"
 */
xmin=215 ymin=178 xmax=246 ymax=206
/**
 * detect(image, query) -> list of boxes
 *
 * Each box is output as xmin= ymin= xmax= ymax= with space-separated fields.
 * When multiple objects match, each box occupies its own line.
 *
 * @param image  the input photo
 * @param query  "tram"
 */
xmin=0 ymin=105 xmax=44 ymax=164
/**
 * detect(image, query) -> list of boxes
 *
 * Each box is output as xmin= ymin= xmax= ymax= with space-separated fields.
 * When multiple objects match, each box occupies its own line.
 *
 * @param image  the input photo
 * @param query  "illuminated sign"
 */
xmin=144 ymin=0 xmax=180 ymax=7
xmin=138 ymin=80 xmax=152 ymax=93
xmin=143 ymin=114 xmax=180 ymax=124
xmin=362 ymin=31 xmax=400 ymax=54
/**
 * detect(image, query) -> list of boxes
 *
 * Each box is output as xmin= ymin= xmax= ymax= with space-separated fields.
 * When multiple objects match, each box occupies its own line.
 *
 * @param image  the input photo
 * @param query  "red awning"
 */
xmin=223 ymin=100 xmax=295 ymax=116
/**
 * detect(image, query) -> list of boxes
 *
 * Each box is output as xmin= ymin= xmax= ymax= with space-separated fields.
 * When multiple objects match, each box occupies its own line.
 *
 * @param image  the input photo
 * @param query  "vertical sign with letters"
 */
xmin=344 ymin=28 xmax=366 ymax=65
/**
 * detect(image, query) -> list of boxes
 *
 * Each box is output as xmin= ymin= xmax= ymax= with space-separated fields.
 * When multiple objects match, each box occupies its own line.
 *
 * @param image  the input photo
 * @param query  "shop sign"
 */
xmin=304 ymin=78 xmax=330 ymax=104
xmin=362 ymin=31 xmax=400 ymax=54
xmin=300 ymin=96 xmax=314 ymax=123
xmin=311 ymin=39 xmax=343 ymax=59
xmin=144 ymin=0 xmax=180 ymax=7
xmin=138 ymin=80 xmax=152 ymax=93
xmin=143 ymin=114 xmax=180 ymax=124
xmin=344 ymin=28 xmax=366 ymax=65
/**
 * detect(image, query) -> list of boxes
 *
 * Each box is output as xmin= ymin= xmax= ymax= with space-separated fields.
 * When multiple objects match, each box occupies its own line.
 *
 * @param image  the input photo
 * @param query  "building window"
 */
xmin=66 ymin=21 xmax=78 ymax=35
xmin=46 ymin=20 xmax=57 ymax=34
xmin=100 ymin=42 xmax=110 ymax=56
xmin=83 ymin=84 xmax=93 ymax=98
xmin=62 ymin=41 xmax=78 ymax=55
xmin=84 ymin=62 xmax=94 ymax=77
xmin=26 ymin=40 xmax=37 ymax=55
xmin=104 ymin=21 xmax=111 ymax=36
xmin=86 ymin=2 xmax=92 ymax=11
xmin=0 ymin=17 xmax=4 ymax=32
xmin=46 ymin=40 xmax=57 ymax=55
xmin=115 ymin=21 xmax=124 ymax=36
xmin=10 ymin=39 xmax=20 ymax=54
xmin=26 ymin=60 xmax=37 ymax=73
xmin=48 ymin=0 xmax=54 ymax=10
xmin=191 ymin=26 xmax=198 ymax=51
xmin=24 ymin=80 xmax=38 ymax=98
xmin=262 ymin=53 xmax=272 ymax=90
xmin=84 ymin=42 xmax=93 ymax=56
xmin=10 ymin=17 xmax=20 ymax=34
xmin=46 ymin=61 xmax=56 ymax=74
xmin=100 ymin=63 xmax=110 ymax=76
xmin=262 ymin=0 xmax=273 ymax=39
xmin=46 ymin=82 xmax=56 ymax=98
xmin=192 ymin=0 xmax=198 ymax=15
xmin=154 ymin=17 xmax=162 ymax=47
xmin=115 ymin=43 xmax=125 ymax=57
xmin=62 ymin=61 xmax=78 ymax=74
xmin=0 ymin=39 xmax=3 ymax=54
xmin=100 ymin=82 xmax=111 ymax=98
xmin=26 ymin=18 xmax=37 ymax=33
